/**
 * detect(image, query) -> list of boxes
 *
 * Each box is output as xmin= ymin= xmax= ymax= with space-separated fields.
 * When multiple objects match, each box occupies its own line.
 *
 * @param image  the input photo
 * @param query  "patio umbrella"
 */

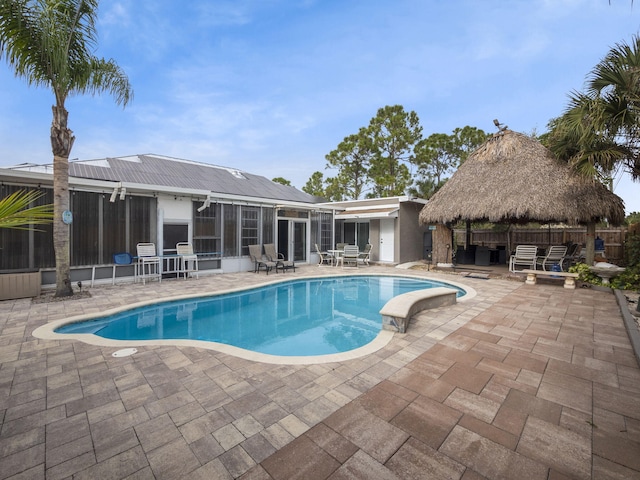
xmin=418 ymin=129 xmax=625 ymax=262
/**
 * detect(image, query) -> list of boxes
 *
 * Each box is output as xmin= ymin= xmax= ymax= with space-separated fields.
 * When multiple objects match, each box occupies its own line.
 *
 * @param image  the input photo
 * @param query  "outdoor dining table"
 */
xmin=327 ymin=249 xmax=344 ymax=266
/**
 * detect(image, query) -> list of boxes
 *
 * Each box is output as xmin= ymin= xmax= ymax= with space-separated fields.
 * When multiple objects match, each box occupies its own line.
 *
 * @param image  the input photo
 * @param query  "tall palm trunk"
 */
xmin=51 ymin=104 xmax=74 ymax=297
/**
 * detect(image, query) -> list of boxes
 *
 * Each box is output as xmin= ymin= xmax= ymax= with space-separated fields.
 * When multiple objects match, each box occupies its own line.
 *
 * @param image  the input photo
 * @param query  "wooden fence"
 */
xmin=453 ymin=227 xmax=627 ymax=264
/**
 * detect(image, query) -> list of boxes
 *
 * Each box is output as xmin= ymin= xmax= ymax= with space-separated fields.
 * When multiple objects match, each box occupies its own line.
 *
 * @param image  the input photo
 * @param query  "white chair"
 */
xmin=176 ymin=242 xmax=199 ymax=279
xmin=509 ymin=245 xmax=538 ymax=273
xmin=136 ymin=243 xmax=161 ymax=284
xmin=536 ymin=245 xmax=568 ymax=271
xmin=337 ymin=245 xmax=359 ymax=268
xmin=315 ymin=243 xmax=334 ymax=266
xmin=358 ymin=244 xmax=372 ymax=266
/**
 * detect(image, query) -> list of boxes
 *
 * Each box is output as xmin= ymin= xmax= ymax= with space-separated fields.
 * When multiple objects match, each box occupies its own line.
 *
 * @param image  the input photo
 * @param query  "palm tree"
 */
xmin=548 ymin=35 xmax=640 ymax=183
xmin=0 ymin=189 xmax=53 ymax=230
xmin=0 ymin=0 xmax=133 ymax=296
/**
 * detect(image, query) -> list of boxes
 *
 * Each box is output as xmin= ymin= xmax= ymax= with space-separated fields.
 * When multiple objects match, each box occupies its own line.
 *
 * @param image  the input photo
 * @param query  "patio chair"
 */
xmin=358 ymin=244 xmax=372 ymax=266
xmin=111 ymin=252 xmax=133 ymax=285
xmin=508 ymin=245 xmax=538 ymax=273
xmin=136 ymin=242 xmax=161 ymax=284
xmin=315 ymin=243 xmax=334 ymax=266
xmin=248 ymin=244 xmax=276 ymax=275
xmin=264 ymin=243 xmax=296 ymax=272
xmin=337 ymin=245 xmax=359 ymax=268
xmin=536 ymin=245 xmax=568 ymax=271
xmin=176 ymin=242 xmax=199 ymax=279
xmin=562 ymin=243 xmax=582 ymax=270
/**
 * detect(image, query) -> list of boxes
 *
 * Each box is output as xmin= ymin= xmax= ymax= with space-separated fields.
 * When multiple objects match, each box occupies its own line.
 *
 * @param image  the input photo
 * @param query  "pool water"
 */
xmin=56 ymin=276 xmax=465 ymax=356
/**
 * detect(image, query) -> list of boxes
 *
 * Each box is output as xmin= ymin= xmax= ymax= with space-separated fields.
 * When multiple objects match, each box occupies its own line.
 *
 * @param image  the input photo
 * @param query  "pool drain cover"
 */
xmin=112 ymin=348 xmax=137 ymax=358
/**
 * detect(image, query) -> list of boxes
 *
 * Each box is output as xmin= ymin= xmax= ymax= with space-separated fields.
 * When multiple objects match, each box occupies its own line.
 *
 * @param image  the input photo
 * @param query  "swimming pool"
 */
xmin=37 ymin=275 xmax=472 ymax=364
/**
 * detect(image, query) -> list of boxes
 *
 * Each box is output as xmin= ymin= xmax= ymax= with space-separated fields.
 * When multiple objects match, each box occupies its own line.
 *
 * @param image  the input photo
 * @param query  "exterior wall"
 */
xmin=398 ymin=203 xmax=429 ymax=264
xmin=369 ymin=219 xmax=381 ymax=263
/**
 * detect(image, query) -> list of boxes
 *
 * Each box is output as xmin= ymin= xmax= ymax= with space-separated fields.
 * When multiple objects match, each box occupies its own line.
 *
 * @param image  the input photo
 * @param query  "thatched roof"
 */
xmin=419 ymin=129 xmax=625 ymax=226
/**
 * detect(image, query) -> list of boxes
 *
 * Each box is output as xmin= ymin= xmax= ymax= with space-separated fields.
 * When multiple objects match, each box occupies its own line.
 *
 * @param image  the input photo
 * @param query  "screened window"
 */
xmin=261 ymin=207 xmax=274 ymax=246
xmin=241 ymin=206 xmax=259 ymax=256
xmin=320 ymin=213 xmax=333 ymax=251
xmin=193 ymin=202 xmax=221 ymax=254
xmin=223 ymin=204 xmax=239 ymax=257
xmin=71 ymin=191 xmax=100 ymax=265
xmin=102 ymin=195 xmax=127 ymax=263
xmin=0 ymin=185 xmax=54 ymax=270
xmin=129 ymin=196 xmax=155 ymax=248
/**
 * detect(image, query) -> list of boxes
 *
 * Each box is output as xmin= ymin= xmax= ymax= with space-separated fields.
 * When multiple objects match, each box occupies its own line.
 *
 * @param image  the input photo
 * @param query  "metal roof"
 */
xmin=64 ymin=154 xmax=317 ymax=204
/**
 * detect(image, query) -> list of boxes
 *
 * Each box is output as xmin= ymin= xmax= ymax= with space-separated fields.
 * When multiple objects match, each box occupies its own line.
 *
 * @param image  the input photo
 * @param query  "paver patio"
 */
xmin=1 ymin=265 xmax=638 ymax=479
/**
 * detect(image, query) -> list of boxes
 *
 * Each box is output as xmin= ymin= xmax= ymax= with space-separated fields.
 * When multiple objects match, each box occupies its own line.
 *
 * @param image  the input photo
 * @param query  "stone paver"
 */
xmin=1 ymin=265 xmax=639 ymax=479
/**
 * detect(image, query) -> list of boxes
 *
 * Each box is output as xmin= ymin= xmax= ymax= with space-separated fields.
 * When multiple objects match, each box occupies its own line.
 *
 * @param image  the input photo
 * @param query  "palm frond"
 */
xmin=0 ymin=189 xmax=54 ymax=230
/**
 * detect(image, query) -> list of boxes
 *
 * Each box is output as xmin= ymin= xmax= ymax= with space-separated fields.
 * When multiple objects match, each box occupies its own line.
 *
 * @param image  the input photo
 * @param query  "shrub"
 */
xmin=569 ymin=233 xmax=640 ymax=290
xmin=569 ymin=263 xmax=603 ymax=286
xmin=611 ymin=233 xmax=640 ymax=290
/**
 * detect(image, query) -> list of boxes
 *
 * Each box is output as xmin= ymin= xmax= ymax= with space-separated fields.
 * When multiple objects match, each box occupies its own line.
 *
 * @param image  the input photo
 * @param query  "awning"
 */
xmin=335 ymin=207 xmax=399 ymax=219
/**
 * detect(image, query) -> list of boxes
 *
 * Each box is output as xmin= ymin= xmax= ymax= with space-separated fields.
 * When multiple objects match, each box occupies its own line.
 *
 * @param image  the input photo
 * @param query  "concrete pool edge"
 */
xmin=32 ymin=273 xmax=477 ymax=365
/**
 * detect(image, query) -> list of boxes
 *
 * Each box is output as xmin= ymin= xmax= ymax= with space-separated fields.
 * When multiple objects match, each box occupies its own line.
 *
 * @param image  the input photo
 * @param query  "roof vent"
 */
xmin=229 ymin=169 xmax=246 ymax=179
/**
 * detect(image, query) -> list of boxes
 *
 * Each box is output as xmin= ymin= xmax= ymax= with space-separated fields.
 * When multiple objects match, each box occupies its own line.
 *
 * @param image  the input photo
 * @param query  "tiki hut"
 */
xmin=419 ymin=129 xmax=626 ymax=265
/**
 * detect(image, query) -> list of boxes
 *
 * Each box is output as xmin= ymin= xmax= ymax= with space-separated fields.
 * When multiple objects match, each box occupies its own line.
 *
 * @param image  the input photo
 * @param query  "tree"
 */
xmin=325 ymin=128 xmax=374 ymax=200
xmin=302 ymin=171 xmax=325 ymax=197
xmin=324 ymin=176 xmax=348 ymax=201
xmin=413 ymin=126 xmax=489 ymax=198
xmin=0 ymin=189 xmax=53 ymax=230
xmin=367 ymin=105 xmax=422 ymax=197
xmin=0 ymin=0 xmax=133 ymax=296
xmin=627 ymin=211 xmax=640 ymax=224
xmin=451 ymin=126 xmax=491 ymax=164
xmin=547 ymin=35 xmax=640 ymax=183
xmin=272 ymin=177 xmax=291 ymax=186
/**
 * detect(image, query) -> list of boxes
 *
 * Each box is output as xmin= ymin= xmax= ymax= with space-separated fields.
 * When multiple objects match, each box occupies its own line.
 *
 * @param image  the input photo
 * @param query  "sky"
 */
xmin=1 ymin=0 xmax=639 ymax=214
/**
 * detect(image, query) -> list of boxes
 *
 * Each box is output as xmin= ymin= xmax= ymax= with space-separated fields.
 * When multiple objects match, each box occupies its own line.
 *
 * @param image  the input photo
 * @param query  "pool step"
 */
xmin=379 ymin=287 xmax=458 ymax=333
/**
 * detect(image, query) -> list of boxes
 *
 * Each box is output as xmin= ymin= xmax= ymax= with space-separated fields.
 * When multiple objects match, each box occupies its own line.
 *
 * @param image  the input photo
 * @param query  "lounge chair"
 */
xmin=536 ymin=245 xmax=568 ymax=271
xmin=508 ymin=245 xmax=538 ymax=273
xmin=264 ymin=243 xmax=296 ymax=272
xmin=176 ymin=242 xmax=199 ymax=279
xmin=358 ymin=244 xmax=372 ymax=266
xmin=337 ymin=245 xmax=359 ymax=268
xmin=136 ymin=242 xmax=161 ymax=284
xmin=248 ymin=244 xmax=276 ymax=274
xmin=562 ymin=243 xmax=582 ymax=270
xmin=315 ymin=243 xmax=334 ymax=266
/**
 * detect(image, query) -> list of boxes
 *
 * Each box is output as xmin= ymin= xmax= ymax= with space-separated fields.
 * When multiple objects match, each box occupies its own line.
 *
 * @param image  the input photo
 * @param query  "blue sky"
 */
xmin=1 ymin=0 xmax=639 ymax=214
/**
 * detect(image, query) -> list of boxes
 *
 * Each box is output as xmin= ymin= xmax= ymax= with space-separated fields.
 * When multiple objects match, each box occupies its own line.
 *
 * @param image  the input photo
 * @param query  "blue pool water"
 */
xmin=57 ymin=276 xmax=465 ymax=356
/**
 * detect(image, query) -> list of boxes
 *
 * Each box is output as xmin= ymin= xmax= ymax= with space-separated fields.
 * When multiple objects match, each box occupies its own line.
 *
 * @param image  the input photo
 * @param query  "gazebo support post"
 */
xmin=585 ymin=221 xmax=596 ymax=266
xmin=465 ymin=219 xmax=471 ymax=249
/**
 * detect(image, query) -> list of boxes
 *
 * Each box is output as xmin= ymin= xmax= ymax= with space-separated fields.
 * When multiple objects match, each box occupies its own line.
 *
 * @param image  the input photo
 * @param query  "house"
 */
xmin=0 ymin=154 xmax=429 ymax=287
xmin=318 ymin=196 xmax=431 ymax=265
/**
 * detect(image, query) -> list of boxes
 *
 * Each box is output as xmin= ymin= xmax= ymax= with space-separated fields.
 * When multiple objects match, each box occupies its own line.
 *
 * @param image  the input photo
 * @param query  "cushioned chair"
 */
xmin=176 ymin=242 xmax=199 ymax=279
xmin=264 ymin=243 xmax=295 ymax=272
xmin=358 ymin=244 xmax=372 ymax=266
xmin=562 ymin=243 xmax=582 ymax=270
xmin=136 ymin=243 xmax=161 ymax=284
xmin=248 ymin=244 xmax=276 ymax=274
xmin=315 ymin=243 xmax=334 ymax=266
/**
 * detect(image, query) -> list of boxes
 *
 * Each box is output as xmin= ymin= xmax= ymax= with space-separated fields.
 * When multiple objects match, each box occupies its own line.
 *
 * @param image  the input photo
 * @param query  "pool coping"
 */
xmin=32 ymin=272 xmax=476 ymax=365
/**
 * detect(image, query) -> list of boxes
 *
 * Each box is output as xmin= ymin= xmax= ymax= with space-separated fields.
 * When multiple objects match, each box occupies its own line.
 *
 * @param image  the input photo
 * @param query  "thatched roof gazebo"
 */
xmin=418 ymin=129 xmax=626 ymax=265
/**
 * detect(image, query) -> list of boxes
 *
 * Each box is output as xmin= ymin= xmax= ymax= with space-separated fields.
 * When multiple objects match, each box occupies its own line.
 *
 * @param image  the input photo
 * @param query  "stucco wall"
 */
xmin=398 ymin=203 xmax=429 ymax=264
